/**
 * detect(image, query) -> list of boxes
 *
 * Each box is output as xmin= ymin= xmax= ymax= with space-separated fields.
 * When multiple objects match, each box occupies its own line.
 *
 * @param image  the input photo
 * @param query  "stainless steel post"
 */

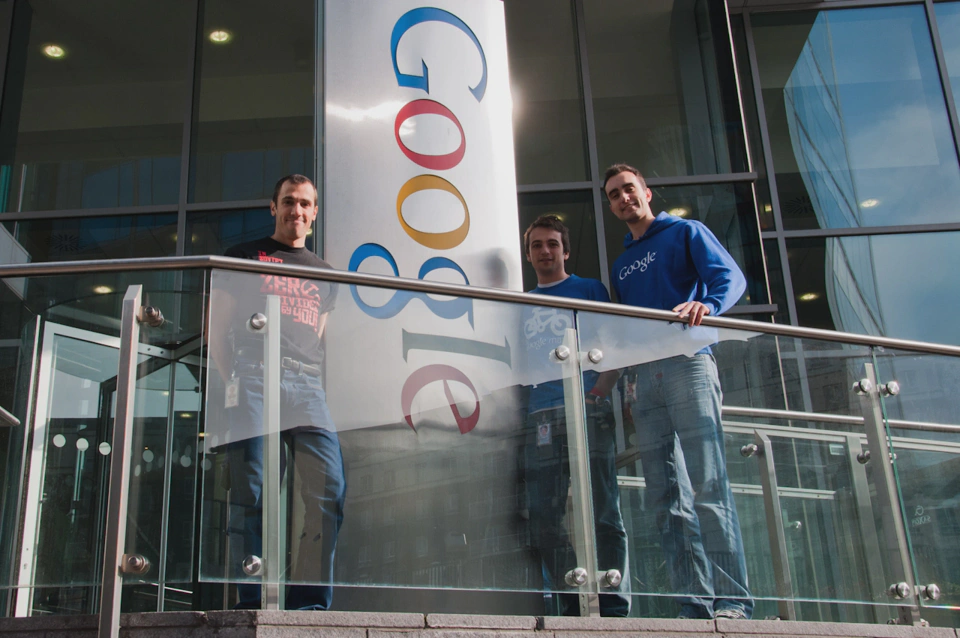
xmin=753 ymin=432 xmax=796 ymax=620
xmin=844 ymin=433 xmax=886 ymax=622
xmin=97 ymin=285 xmax=143 ymax=638
xmin=557 ymin=328 xmax=600 ymax=617
xmin=261 ymin=295 xmax=282 ymax=610
xmin=855 ymin=363 xmax=919 ymax=625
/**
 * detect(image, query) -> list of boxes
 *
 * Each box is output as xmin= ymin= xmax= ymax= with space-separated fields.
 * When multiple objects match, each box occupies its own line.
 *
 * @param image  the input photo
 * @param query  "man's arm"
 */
xmin=674 ymin=223 xmax=746 ymax=326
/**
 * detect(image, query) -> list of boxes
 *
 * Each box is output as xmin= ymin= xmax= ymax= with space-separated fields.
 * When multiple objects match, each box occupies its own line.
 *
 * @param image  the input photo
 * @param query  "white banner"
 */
xmin=323 ymin=0 xmax=523 ymax=432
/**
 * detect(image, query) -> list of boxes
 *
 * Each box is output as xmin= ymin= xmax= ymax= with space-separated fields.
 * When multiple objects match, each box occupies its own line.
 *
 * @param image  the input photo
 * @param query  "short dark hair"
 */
xmin=523 ymin=214 xmax=570 ymax=255
xmin=272 ymin=174 xmax=318 ymax=205
xmin=602 ymin=163 xmax=647 ymax=193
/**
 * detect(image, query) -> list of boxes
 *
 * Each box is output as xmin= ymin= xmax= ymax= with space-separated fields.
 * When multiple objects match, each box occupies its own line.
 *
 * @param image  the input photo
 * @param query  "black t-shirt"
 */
xmin=225 ymin=237 xmax=338 ymax=365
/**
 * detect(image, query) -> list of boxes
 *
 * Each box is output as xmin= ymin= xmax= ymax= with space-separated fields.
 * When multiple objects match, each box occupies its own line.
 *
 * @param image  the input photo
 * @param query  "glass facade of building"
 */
xmin=1 ymin=0 xmax=960 ymax=626
xmin=0 ymin=0 xmax=958 ymax=345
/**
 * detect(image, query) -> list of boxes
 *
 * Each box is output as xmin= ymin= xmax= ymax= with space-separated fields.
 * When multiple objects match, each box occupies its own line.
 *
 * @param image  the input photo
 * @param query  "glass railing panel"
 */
xmin=873 ymin=350 xmax=960 ymax=614
xmin=0 ymin=307 xmax=39 ymax=616
xmin=575 ymin=308 xmax=906 ymax=620
xmin=201 ymin=269 xmax=599 ymax=611
xmin=0 ymin=272 xmax=206 ymax=615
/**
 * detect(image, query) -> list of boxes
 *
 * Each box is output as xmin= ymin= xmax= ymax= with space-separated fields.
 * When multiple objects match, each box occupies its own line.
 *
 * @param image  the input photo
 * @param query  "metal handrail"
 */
xmin=722 ymin=405 xmax=960 ymax=434
xmin=0 ymin=405 xmax=19 ymax=427
xmin=2 ymin=255 xmax=960 ymax=357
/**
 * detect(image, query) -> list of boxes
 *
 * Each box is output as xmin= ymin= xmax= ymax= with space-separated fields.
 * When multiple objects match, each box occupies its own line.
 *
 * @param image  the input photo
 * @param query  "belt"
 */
xmin=281 ymin=357 xmax=322 ymax=378
xmin=235 ymin=350 xmax=323 ymax=378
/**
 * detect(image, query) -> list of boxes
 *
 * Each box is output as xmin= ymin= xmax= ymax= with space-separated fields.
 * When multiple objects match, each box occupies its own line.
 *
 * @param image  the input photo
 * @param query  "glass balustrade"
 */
xmin=0 ymin=262 xmax=957 ymax=625
xmin=872 ymin=349 xmax=960 ymax=620
xmin=0 ymin=273 xmax=205 ymax=616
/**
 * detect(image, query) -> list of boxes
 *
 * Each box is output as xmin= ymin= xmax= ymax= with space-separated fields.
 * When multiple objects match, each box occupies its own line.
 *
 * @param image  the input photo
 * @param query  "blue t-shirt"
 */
xmin=523 ymin=275 xmax=610 ymax=413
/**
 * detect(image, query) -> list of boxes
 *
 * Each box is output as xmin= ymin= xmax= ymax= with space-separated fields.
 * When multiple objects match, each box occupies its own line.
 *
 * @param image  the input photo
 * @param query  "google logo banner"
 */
xmin=323 ymin=1 xmax=524 ymax=432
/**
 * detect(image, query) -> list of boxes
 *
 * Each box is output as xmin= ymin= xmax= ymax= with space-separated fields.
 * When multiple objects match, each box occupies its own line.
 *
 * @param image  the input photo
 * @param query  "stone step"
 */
xmin=0 ymin=611 xmax=956 ymax=638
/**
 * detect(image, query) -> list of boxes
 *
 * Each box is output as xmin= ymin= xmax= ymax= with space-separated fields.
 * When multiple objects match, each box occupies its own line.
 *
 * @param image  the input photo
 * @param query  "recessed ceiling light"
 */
xmin=798 ymin=292 xmax=819 ymax=302
xmin=209 ymin=29 xmax=232 ymax=44
xmin=93 ymin=285 xmax=113 ymax=294
xmin=42 ymin=44 xmax=66 ymax=59
xmin=667 ymin=207 xmax=689 ymax=218
xmin=860 ymin=198 xmax=880 ymax=208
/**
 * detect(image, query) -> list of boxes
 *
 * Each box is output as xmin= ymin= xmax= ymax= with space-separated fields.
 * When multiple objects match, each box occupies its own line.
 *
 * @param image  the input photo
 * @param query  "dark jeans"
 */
xmin=629 ymin=354 xmax=752 ymax=619
xmin=524 ymin=404 xmax=630 ymax=617
xmin=226 ymin=367 xmax=345 ymax=610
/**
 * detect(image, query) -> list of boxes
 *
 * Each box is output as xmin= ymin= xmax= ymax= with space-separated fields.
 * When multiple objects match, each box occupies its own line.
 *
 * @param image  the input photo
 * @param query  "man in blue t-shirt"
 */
xmin=522 ymin=214 xmax=628 ymax=617
xmin=603 ymin=163 xmax=753 ymax=620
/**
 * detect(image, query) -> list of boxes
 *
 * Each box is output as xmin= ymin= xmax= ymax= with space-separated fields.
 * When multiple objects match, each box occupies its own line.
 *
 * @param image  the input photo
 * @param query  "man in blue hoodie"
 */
xmin=522 ymin=214 xmax=629 ymax=616
xmin=603 ymin=164 xmax=753 ymax=620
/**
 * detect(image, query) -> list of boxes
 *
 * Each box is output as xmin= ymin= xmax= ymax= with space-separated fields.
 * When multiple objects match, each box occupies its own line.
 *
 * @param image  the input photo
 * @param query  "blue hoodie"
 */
xmin=610 ymin=212 xmax=745 ymax=315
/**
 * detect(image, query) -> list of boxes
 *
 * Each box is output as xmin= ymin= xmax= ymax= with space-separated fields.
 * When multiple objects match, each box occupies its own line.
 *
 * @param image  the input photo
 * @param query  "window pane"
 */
xmin=584 ymin=0 xmax=747 ymax=177
xmin=753 ymin=6 xmax=960 ymax=230
xmin=505 ymin=0 xmax=588 ymax=184
xmin=936 ymin=2 xmax=960 ymax=115
xmin=763 ymin=238 xmax=790 ymax=325
xmin=189 ymin=0 xmax=314 ymax=203
xmin=601 ymin=182 xmax=764 ymax=308
xmin=186 ymin=208 xmax=314 ymax=256
xmin=518 ymin=190 xmax=600 ymax=291
xmin=0 ymin=1 xmax=190 ymax=211
xmin=787 ymin=232 xmax=960 ymax=345
xmin=4 ymin=213 xmax=177 ymax=262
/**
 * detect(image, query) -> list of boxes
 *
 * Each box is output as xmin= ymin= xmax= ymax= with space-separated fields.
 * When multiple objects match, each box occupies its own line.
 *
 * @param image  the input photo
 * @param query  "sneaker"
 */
xmin=714 ymin=608 xmax=748 ymax=620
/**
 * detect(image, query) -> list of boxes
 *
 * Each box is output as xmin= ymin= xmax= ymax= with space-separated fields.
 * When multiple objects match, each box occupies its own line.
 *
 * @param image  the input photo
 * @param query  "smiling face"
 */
xmin=604 ymin=170 xmax=654 ymax=226
xmin=525 ymin=226 xmax=569 ymax=285
xmin=270 ymin=180 xmax=318 ymax=247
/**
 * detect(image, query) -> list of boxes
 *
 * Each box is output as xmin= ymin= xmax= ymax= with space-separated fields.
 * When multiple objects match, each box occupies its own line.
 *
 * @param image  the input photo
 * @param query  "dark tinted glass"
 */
xmin=0 ymin=1 xmax=190 ymax=212
xmin=5 ymin=213 xmax=177 ymax=262
xmin=189 ymin=0 xmax=314 ymax=203
xmin=583 ymin=0 xmax=747 ymax=177
xmin=753 ymin=6 xmax=960 ymax=230
xmin=763 ymin=239 xmax=790 ymax=325
xmin=602 ymin=182 xmax=764 ymax=307
xmin=505 ymin=0 xmax=588 ymax=185
xmin=518 ymin=190 xmax=600 ymax=291
xmin=186 ymin=208 xmax=314 ymax=256
xmin=786 ymin=232 xmax=960 ymax=345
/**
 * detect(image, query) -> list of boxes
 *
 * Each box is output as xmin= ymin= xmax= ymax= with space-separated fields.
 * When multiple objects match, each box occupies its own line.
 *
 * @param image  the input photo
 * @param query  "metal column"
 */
xmin=855 ymin=363 xmax=919 ymax=625
xmin=844 ymin=433 xmax=887 ymax=622
xmin=261 ymin=295 xmax=282 ymax=610
xmin=97 ymin=286 xmax=143 ymax=638
xmin=557 ymin=328 xmax=600 ymax=617
xmin=750 ymin=432 xmax=796 ymax=620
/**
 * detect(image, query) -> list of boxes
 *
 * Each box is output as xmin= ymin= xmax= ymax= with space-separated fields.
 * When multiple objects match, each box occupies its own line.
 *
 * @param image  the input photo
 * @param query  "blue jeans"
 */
xmin=225 ymin=367 xmax=345 ymax=610
xmin=628 ymin=354 xmax=752 ymax=619
xmin=524 ymin=403 xmax=630 ymax=617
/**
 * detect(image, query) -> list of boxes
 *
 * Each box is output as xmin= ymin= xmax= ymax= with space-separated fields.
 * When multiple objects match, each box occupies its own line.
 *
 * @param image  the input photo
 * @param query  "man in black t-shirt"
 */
xmin=210 ymin=174 xmax=344 ymax=611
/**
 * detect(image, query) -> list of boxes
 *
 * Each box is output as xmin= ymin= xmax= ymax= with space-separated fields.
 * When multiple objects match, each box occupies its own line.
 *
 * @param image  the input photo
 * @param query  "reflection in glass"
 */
xmin=0 ymin=1 xmax=190 ymax=211
xmin=935 ymin=3 xmax=960 ymax=125
xmin=752 ymin=6 xmax=960 ymax=230
xmin=505 ymin=0 xmax=588 ymax=184
xmin=518 ymin=191 xmax=600 ymax=290
xmin=4 ymin=214 xmax=177 ymax=262
xmin=786 ymin=232 xmax=960 ymax=345
xmin=763 ymin=239 xmax=790 ymax=326
xmin=201 ymin=269 xmax=603 ymax=603
xmin=601 ymin=182 xmax=764 ymax=307
xmin=189 ymin=0 xmax=314 ymax=203
xmin=583 ymin=0 xmax=746 ymax=177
